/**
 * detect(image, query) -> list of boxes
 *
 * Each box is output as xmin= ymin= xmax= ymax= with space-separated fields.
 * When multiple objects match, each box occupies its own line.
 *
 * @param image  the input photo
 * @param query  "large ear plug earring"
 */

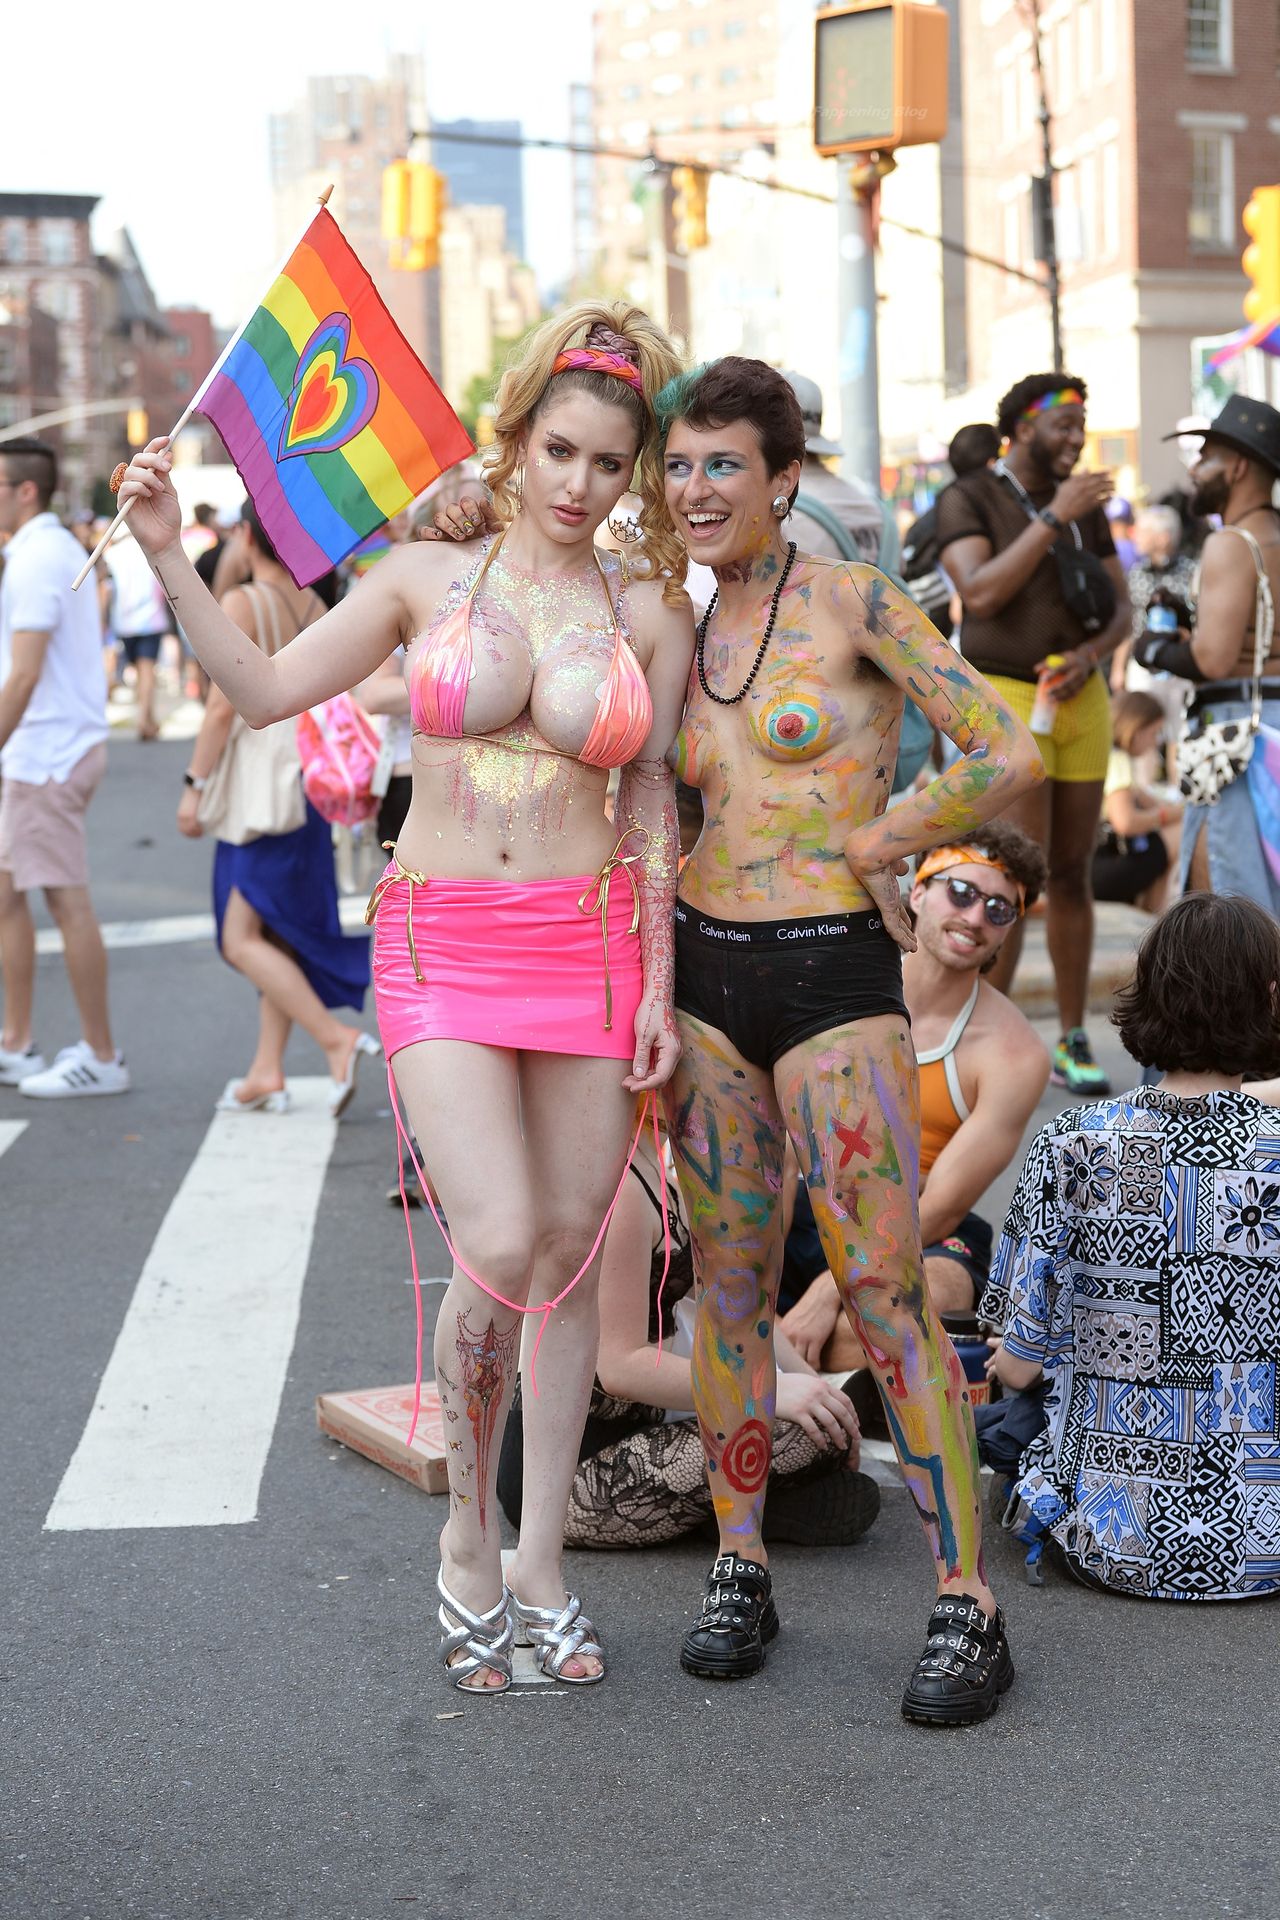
xmin=772 ymin=493 xmax=790 ymax=518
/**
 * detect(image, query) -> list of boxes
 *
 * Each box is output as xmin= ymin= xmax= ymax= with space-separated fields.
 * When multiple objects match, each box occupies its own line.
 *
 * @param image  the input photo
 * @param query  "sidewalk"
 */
xmin=1009 ymin=900 xmax=1150 ymax=1017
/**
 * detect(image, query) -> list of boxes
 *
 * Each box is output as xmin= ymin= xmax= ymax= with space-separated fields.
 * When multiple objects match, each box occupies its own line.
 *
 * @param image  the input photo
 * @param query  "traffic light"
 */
xmin=382 ymin=161 xmax=446 ymax=270
xmin=1242 ymin=185 xmax=1280 ymax=328
xmin=671 ymin=166 xmax=709 ymax=253
xmin=814 ymin=1 xmax=949 ymax=156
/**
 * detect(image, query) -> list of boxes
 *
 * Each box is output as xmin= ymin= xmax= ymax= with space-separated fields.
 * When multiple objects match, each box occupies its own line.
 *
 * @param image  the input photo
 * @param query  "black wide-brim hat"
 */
xmin=1162 ymin=394 xmax=1280 ymax=478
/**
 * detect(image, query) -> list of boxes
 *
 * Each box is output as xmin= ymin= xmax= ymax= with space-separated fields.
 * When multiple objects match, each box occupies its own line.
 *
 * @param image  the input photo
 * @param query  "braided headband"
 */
xmin=917 ymin=845 xmax=1025 ymax=909
xmin=552 ymin=347 xmax=645 ymax=394
xmin=1022 ymin=387 xmax=1084 ymax=420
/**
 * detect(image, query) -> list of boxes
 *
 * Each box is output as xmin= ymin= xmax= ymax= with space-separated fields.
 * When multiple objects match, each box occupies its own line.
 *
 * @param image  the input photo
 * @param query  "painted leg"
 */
xmin=668 ymin=1015 xmax=788 ymax=1680
xmin=506 ymin=1049 xmax=637 ymax=1681
xmin=391 ymin=1039 xmax=532 ymax=1690
xmin=775 ymin=1017 xmax=993 ymax=1611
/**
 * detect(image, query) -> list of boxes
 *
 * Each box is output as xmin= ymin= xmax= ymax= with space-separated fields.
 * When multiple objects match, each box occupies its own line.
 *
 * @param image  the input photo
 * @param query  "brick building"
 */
xmin=954 ymin=0 xmax=1280 ymax=492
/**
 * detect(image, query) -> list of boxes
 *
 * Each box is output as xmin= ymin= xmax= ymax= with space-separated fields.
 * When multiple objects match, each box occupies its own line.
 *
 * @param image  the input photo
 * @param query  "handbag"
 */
xmin=1176 ymin=525 xmax=1275 ymax=806
xmin=994 ymin=460 xmax=1117 ymax=637
xmin=197 ymin=584 xmax=307 ymax=844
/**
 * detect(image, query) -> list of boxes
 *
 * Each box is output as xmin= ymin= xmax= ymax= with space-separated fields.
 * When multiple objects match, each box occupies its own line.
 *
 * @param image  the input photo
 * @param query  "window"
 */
xmin=1077 ymin=150 xmax=1097 ymax=261
xmin=1187 ymin=0 xmax=1231 ymax=65
xmin=1004 ymin=199 xmax=1022 ymax=274
xmin=1056 ymin=15 xmax=1074 ymax=108
xmin=41 ymin=219 xmax=75 ymax=266
xmin=1098 ymin=0 xmax=1117 ymax=79
xmin=35 ymin=280 xmax=78 ymax=322
xmin=3 ymin=219 xmax=25 ymax=263
xmin=1078 ymin=0 xmax=1094 ymax=92
xmin=1100 ymin=139 xmax=1120 ymax=256
xmin=1001 ymin=64 xmax=1017 ymax=145
xmin=172 ymin=332 xmax=191 ymax=357
xmin=1189 ymin=129 xmax=1234 ymax=248
xmin=688 ymin=25 xmax=708 ymax=43
xmin=653 ymin=72 xmax=684 ymax=94
xmin=719 ymin=66 xmax=743 ymax=85
xmin=725 ymin=17 xmax=746 ymax=34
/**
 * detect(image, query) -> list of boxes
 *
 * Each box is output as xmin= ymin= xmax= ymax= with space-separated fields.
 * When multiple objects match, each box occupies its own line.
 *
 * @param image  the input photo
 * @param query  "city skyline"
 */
xmin=5 ymin=3 xmax=592 ymax=328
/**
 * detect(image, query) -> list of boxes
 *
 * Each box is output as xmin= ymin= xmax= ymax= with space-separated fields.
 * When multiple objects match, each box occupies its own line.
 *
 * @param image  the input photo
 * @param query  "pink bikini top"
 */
xmin=409 ymin=536 xmax=653 ymax=769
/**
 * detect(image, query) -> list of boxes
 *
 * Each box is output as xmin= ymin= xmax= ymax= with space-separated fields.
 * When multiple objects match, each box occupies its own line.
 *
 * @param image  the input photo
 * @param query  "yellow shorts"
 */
xmin=985 ymin=669 xmax=1110 ymax=784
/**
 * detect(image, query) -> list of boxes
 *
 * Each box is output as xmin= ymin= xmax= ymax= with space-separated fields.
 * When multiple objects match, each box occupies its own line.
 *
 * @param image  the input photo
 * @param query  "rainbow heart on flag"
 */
xmin=278 ymin=313 xmax=379 ymax=461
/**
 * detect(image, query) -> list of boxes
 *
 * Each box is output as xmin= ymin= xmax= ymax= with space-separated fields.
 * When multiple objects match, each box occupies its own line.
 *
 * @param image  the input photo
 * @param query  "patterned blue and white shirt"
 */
xmin=981 ymin=1086 xmax=1280 ymax=1600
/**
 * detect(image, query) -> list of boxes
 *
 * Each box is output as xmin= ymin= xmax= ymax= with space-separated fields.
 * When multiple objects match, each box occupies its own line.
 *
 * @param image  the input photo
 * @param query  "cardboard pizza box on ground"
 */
xmin=316 ymin=1382 xmax=448 ymax=1493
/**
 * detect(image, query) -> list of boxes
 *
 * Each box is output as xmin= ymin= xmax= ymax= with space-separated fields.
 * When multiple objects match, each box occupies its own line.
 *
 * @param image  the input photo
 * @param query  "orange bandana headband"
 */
xmin=917 ymin=845 xmax=1025 ymax=909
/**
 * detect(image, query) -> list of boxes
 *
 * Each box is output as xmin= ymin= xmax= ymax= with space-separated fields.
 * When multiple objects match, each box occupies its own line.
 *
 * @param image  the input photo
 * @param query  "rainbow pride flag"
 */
xmin=195 ymin=207 xmax=472 ymax=586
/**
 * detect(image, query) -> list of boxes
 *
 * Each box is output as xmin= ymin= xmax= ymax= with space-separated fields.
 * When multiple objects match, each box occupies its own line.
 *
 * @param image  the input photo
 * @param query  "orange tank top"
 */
xmin=916 ymin=980 xmax=979 ymax=1180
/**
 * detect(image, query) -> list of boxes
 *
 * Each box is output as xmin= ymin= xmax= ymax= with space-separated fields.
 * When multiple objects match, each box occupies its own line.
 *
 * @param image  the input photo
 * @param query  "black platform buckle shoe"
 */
xmin=679 ymin=1553 xmax=780 ymax=1681
xmin=900 ymin=1594 xmax=1014 ymax=1726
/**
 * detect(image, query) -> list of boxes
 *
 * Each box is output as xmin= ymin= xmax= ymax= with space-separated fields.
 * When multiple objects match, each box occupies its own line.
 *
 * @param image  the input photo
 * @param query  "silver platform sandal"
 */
xmin=510 ymin=1591 xmax=605 ymax=1686
xmin=437 ymin=1570 xmax=515 ymax=1694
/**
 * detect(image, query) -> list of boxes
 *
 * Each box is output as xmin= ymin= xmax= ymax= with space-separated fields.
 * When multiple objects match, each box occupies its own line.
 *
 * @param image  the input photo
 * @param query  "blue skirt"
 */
xmin=213 ymin=802 xmax=370 ymax=1012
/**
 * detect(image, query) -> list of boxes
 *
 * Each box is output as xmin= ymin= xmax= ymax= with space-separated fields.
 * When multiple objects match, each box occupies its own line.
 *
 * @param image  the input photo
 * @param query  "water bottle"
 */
xmin=1146 ymin=588 xmax=1179 ymax=636
xmin=1029 ymin=654 xmax=1066 ymax=734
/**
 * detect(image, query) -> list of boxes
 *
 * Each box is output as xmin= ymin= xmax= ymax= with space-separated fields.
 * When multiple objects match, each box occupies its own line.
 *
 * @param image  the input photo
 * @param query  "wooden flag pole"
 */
xmin=72 ymin=185 xmax=334 ymax=592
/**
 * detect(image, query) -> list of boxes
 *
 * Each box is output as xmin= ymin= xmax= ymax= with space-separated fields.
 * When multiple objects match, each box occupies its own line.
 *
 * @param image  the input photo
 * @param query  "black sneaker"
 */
xmin=679 ymin=1554 xmax=779 ymax=1681
xmin=763 ymin=1467 xmax=881 ymax=1548
xmin=901 ymin=1594 xmax=1014 ymax=1726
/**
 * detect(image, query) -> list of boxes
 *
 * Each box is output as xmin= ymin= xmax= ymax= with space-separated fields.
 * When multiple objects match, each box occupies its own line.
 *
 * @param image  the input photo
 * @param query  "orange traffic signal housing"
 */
xmin=814 ymin=1 xmax=949 ymax=156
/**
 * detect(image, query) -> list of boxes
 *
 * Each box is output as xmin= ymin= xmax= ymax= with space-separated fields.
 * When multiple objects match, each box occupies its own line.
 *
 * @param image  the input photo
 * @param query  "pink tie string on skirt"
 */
xmin=389 ymin=1066 xmax=670 ymax=1448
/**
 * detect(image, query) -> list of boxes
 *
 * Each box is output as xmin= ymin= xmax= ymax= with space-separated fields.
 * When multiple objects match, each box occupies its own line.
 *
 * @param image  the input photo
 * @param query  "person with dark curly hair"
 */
xmin=780 ymin=819 xmax=1050 ymax=1369
xmin=981 ymin=891 xmax=1280 ymax=1600
xmin=936 ymin=372 xmax=1132 ymax=1100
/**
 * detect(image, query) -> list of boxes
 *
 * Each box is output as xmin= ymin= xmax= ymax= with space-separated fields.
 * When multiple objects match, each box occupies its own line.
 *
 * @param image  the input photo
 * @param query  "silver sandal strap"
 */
xmin=437 ymin=1573 xmax=514 ymax=1688
xmin=513 ymin=1592 xmax=604 ymax=1680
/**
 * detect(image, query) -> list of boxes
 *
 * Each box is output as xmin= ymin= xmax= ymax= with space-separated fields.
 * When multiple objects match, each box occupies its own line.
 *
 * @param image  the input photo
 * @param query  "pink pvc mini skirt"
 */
xmin=367 ymin=846 xmax=645 ymax=1061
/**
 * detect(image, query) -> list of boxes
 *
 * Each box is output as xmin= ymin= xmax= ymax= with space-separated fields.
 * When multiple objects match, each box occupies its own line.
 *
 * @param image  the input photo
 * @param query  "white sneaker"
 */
xmin=0 ymin=1042 xmax=46 ymax=1087
xmin=19 ymin=1040 xmax=131 ymax=1098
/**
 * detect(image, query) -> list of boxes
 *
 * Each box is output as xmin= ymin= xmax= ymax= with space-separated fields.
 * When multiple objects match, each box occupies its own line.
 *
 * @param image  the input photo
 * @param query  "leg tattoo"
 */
xmin=455 ymin=1312 xmax=519 ymax=1535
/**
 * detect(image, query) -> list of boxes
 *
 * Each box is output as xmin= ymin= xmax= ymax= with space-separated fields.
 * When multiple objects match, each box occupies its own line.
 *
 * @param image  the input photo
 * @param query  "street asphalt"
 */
xmin=3 ymin=722 xmax=1277 ymax=1920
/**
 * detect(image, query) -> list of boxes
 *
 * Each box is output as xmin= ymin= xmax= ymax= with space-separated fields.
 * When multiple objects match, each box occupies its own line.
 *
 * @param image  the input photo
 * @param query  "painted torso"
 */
xmin=672 ymin=558 xmax=902 ymax=917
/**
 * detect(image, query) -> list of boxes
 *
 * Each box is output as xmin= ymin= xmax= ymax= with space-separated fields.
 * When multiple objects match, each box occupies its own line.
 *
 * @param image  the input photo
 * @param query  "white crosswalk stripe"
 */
xmin=0 ymin=1119 xmax=29 ymax=1160
xmin=45 ymin=1078 xmax=339 ymax=1531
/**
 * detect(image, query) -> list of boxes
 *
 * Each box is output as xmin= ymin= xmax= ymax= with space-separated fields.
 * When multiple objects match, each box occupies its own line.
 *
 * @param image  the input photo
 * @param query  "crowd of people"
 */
xmin=3 ymin=304 xmax=1280 ymax=1727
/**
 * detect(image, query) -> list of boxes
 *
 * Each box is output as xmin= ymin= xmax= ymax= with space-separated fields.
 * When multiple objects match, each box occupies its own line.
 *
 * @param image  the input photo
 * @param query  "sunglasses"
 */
xmin=927 ymin=874 xmax=1021 ymax=927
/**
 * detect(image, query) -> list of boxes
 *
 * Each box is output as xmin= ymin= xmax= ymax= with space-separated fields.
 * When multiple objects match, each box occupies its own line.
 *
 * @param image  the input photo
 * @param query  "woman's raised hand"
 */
xmin=416 ymin=493 xmax=501 ymax=543
xmin=115 ymin=439 xmax=183 ymax=559
xmin=847 ymin=856 xmax=916 ymax=953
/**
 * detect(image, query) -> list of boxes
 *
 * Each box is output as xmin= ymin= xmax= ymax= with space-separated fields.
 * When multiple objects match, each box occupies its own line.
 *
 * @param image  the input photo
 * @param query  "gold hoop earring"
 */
xmin=772 ymin=493 xmax=790 ymax=518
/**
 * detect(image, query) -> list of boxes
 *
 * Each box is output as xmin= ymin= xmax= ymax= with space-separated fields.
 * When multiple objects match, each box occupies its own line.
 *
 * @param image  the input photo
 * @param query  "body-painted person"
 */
xmin=657 ymin=358 xmax=1044 ymax=1724
xmin=115 ymin=304 xmax=694 ymax=1695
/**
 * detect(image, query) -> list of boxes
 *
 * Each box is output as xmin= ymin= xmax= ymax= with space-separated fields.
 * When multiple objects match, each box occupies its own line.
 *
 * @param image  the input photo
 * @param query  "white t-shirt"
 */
xmin=0 ymin=512 xmax=109 ymax=783
xmin=106 ymin=534 xmax=169 ymax=637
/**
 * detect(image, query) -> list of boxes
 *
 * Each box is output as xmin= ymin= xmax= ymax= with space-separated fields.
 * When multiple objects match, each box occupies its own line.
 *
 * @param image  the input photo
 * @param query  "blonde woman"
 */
xmin=117 ymin=304 xmax=694 ymax=1694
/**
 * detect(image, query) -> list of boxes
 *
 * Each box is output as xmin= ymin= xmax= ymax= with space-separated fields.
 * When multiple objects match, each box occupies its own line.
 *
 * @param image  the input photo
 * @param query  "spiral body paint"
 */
xmin=669 ymin=554 xmax=1035 ymax=1583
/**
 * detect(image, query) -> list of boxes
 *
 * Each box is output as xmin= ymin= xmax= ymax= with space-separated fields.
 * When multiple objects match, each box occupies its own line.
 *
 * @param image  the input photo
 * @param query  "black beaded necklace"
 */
xmin=696 ymin=542 xmax=798 ymax=706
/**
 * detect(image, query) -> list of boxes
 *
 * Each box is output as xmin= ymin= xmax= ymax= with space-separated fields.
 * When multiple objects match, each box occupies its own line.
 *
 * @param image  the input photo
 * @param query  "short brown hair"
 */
xmin=0 ymin=437 xmax=57 ymax=509
xmin=657 ymin=357 xmax=806 ymax=506
xmin=1112 ymin=689 xmax=1165 ymax=754
xmin=1112 ymin=893 xmax=1280 ymax=1076
xmin=935 ymin=819 xmax=1048 ymax=911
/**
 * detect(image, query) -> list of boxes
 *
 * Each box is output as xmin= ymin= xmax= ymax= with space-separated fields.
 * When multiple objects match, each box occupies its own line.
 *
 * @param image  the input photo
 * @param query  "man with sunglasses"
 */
xmin=781 ymin=822 xmax=1050 ymax=1366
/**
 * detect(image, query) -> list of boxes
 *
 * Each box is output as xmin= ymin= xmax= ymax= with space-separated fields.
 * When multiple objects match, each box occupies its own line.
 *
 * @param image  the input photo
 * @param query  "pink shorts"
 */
xmin=0 ymin=742 xmax=107 ymax=892
xmin=368 ymin=861 xmax=644 ymax=1061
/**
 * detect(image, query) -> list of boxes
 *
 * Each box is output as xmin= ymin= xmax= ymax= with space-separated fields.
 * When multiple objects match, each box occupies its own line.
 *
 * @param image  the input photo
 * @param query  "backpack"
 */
xmin=296 ymin=692 xmax=382 ymax=828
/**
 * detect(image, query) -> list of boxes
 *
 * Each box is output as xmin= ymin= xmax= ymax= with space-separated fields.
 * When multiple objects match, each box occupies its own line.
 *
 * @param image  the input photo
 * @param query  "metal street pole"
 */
xmin=1023 ymin=0 xmax=1064 ymax=372
xmin=837 ymin=159 xmax=882 ymax=492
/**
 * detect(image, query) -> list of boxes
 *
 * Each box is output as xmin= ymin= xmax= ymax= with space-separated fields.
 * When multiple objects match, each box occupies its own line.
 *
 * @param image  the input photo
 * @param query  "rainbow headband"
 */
xmin=1022 ymin=387 xmax=1084 ymax=420
xmin=917 ymin=845 xmax=1025 ymax=910
xmin=552 ymin=347 xmax=644 ymax=394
